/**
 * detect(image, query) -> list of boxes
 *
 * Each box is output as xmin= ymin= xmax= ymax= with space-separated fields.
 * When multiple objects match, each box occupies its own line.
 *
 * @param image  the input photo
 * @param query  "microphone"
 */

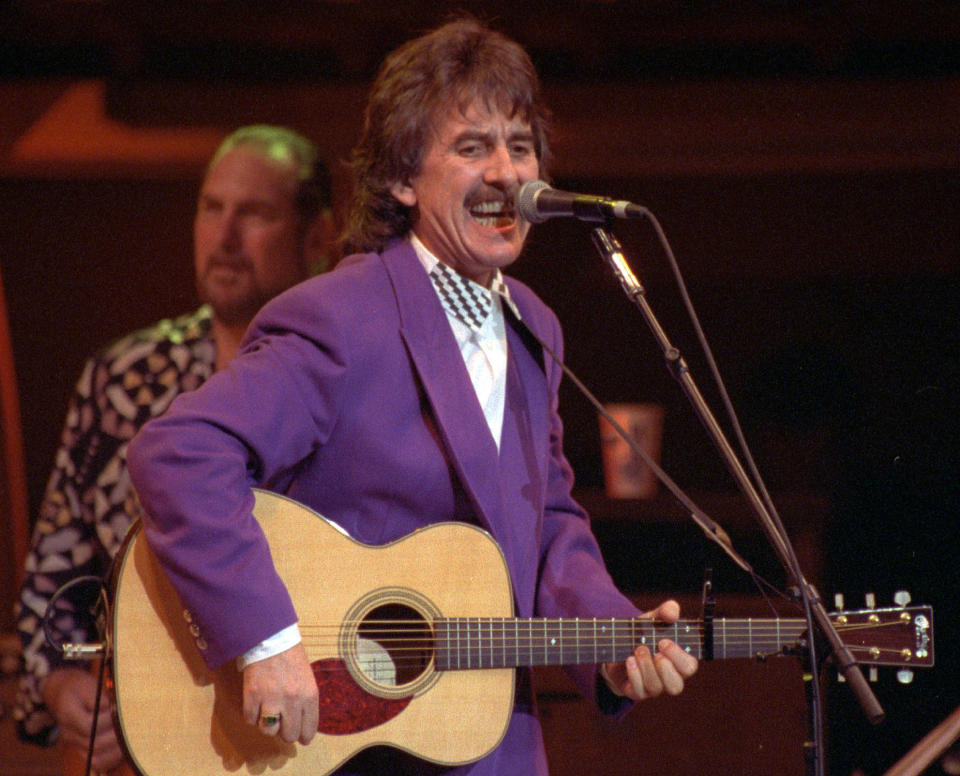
xmin=517 ymin=180 xmax=647 ymax=224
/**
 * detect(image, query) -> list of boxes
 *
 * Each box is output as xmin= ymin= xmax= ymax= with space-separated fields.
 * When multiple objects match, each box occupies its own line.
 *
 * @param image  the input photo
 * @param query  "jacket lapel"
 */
xmin=380 ymin=241 xmax=507 ymax=534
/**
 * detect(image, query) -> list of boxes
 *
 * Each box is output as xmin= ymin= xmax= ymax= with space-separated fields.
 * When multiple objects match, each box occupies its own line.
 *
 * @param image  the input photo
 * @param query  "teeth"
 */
xmin=470 ymin=200 xmax=510 ymax=215
xmin=470 ymin=200 xmax=515 ymax=228
xmin=475 ymin=216 xmax=507 ymax=227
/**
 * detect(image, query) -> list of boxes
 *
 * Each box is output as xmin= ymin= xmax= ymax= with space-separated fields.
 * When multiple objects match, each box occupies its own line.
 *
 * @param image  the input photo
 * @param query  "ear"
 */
xmin=302 ymin=209 xmax=337 ymax=276
xmin=389 ymin=180 xmax=417 ymax=207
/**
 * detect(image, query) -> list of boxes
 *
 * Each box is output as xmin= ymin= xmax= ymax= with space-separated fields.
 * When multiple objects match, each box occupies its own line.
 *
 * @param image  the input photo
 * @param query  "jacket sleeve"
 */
xmin=127 ymin=296 xmax=350 ymax=670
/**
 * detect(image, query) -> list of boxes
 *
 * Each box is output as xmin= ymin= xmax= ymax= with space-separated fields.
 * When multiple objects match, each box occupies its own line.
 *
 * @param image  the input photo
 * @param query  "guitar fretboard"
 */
xmin=433 ymin=617 xmax=806 ymax=670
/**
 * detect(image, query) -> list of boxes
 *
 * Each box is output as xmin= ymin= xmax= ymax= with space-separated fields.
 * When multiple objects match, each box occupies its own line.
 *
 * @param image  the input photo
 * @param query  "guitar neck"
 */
xmin=433 ymin=616 xmax=805 ymax=670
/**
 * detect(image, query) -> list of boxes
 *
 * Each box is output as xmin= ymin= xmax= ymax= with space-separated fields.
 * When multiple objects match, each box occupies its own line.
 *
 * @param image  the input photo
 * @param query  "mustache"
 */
xmin=466 ymin=186 xmax=517 ymax=209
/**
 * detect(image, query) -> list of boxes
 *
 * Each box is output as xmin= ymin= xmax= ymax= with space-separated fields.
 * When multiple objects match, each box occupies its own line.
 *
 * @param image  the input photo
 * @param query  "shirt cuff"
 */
xmin=235 ymin=623 xmax=302 ymax=671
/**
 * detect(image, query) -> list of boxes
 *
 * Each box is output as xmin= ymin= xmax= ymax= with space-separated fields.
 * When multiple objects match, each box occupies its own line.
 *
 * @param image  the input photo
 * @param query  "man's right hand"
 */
xmin=242 ymin=642 xmax=319 ymax=745
xmin=43 ymin=667 xmax=125 ymax=773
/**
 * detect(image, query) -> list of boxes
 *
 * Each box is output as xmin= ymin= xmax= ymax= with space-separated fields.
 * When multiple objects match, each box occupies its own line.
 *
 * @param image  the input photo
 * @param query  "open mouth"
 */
xmin=469 ymin=200 xmax=516 ymax=229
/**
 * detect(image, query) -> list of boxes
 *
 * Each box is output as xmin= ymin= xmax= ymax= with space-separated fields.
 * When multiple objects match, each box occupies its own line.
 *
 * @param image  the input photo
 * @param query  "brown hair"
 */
xmin=343 ymin=17 xmax=551 ymax=253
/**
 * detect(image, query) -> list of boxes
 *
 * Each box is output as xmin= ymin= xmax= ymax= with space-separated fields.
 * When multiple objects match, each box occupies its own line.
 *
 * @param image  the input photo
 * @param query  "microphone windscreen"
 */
xmin=517 ymin=180 xmax=552 ymax=223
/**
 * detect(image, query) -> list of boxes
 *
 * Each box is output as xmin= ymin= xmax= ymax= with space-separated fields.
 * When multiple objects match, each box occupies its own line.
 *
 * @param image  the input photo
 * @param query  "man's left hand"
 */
xmin=601 ymin=599 xmax=699 ymax=701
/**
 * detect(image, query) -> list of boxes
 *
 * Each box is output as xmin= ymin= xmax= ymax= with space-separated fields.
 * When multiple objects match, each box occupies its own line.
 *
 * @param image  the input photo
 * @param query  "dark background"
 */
xmin=1 ymin=2 xmax=959 ymax=774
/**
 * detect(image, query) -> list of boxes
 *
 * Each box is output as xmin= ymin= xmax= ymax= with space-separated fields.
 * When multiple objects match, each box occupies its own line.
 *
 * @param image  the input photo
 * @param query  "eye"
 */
xmin=239 ymin=202 xmax=280 ymax=222
xmin=197 ymin=197 xmax=222 ymax=216
xmin=458 ymin=142 xmax=484 ymax=158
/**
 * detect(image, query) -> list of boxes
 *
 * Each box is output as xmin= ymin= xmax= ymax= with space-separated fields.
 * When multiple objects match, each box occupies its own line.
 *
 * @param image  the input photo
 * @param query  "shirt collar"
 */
xmin=409 ymin=234 xmax=521 ymax=321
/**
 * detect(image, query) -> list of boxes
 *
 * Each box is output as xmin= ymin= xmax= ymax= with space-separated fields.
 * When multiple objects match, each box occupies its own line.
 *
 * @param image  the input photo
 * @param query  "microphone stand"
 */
xmin=589 ymin=223 xmax=884 ymax=776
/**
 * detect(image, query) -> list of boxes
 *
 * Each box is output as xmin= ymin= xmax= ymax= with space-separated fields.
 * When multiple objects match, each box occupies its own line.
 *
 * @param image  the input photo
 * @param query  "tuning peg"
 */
xmin=865 ymin=592 xmax=876 ymax=609
xmin=894 ymin=590 xmax=912 ymax=607
xmin=834 ymin=593 xmax=845 ymax=610
xmin=897 ymin=669 xmax=915 ymax=684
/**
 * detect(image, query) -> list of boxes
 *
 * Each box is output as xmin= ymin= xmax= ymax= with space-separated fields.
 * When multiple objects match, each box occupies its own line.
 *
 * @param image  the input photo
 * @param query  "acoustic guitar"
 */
xmin=109 ymin=489 xmax=934 ymax=776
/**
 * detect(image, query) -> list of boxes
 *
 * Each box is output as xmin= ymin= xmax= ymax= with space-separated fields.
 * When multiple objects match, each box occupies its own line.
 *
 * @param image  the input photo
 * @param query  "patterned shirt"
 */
xmin=14 ymin=306 xmax=216 ymax=744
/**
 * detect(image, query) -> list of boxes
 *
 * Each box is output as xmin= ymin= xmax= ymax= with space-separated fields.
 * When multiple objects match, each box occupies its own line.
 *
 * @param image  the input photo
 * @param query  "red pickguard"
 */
xmin=312 ymin=658 xmax=411 ymax=735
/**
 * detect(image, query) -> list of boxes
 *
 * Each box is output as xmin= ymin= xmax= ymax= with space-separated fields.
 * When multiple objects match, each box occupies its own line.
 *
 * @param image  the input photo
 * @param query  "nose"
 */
xmin=215 ymin=210 xmax=242 ymax=253
xmin=483 ymin=144 xmax=519 ymax=188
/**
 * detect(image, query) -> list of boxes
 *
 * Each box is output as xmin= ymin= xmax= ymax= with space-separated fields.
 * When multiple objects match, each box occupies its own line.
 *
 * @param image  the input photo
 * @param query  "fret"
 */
xmin=514 ymin=618 xmax=519 ymax=669
xmin=545 ymin=619 xmax=559 ymax=666
xmin=523 ymin=618 xmax=529 ymax=666
xmin=477 ymin=617 xmax=484 ymax=668
xmin=636 ymin=619 xmax=646 ymax=655
xmin=488 ymin=618 xmax=496 ymax=669
xmin=574 ymin=618 xmax=580 ymax=665
xmin=516 ymin=619 xmax=526 ymax=667
xmin=748 ymin=618 xmax=752 ymax=657
xmin=484 ymin=617 xmax=491 ymax=669
xmin=473 ymin=617 xmax=479 ymax=669
xmin=592 ymin=618 xmax=597 ymax=665
xmin=481 ymin=617 xmax=487 ymax=667
xmin=482 ymin=618 xmax=488 ymax=669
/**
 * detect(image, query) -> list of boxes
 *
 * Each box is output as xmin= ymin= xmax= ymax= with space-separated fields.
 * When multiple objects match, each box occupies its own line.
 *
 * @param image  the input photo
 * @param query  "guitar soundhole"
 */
xmin=357 ymin=602 xmax=434 ymax=687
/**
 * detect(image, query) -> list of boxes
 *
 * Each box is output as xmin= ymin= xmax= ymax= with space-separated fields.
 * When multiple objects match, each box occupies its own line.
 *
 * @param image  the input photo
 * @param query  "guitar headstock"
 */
xmin=831 ymin=591 xmax=933 ymax=683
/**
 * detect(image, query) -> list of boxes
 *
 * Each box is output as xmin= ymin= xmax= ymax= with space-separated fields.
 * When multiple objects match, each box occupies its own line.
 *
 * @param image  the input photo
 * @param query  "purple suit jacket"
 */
xmin=127 ymin=240 xmax=640 ymax=774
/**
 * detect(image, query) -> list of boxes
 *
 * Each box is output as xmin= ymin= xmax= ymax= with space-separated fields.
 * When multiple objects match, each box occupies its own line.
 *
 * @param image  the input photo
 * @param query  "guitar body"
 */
xmin=111 ymin=490 xmax=517 ymax=776
xmin=110 ymin=489 xmax=935 ymax=776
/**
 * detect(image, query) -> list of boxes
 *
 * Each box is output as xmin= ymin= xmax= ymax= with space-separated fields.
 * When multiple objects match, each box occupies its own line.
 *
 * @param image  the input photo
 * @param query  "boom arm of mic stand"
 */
xmin=591 ymin=225 xmax=884 ymax=726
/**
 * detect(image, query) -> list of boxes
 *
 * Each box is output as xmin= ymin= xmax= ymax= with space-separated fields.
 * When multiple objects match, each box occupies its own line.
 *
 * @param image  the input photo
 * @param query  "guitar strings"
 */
xmin=288 ymin=617 xmax=918 ymax=669
xmin=297 ymin=618 xmax=910 ymax=636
